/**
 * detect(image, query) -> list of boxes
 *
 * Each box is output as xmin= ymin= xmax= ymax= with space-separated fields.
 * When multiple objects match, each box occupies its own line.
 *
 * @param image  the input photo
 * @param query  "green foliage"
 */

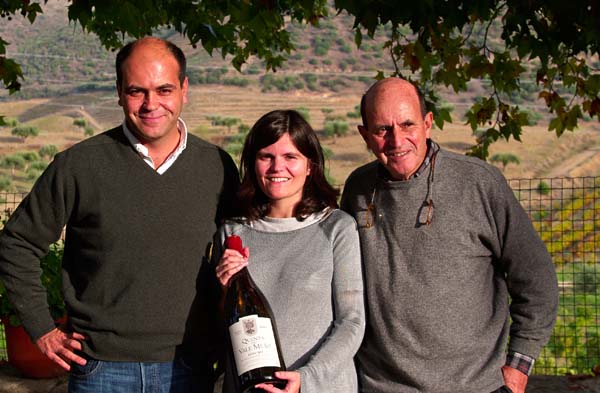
xmin=490 ymin=153 xmax=520 ymax=170
xmin=300 ymin=73 xmax=318 ymax=91
xmin=188 ymin=68 xmax=228 ymax=85
xmin=26 ymin=167 xmax=42 ymax=180
xmin=17 ymin=151 xmax=39 ymax=162
xmin=3 ymin=1 xmax=600 ymax=158
xmin=0 ymin=242 xmax=65 ymax=326
xmin=0 ymin=0 xmax=45 ymax=93
xmin=84 ymin=126 xmax=94 ymax=136
xmin=0 ymin=117 xmax=18 ymax=127
xmin=538 ymin=263 xmax=600 ymax=374
xmin=319 ymin=77 xmax=348 ymax=92
xmin=39 ymin=144 xmax=58 ymax=160
xmin=572 ymin=265 xmax=600 ymax=295
xmin=537 ymin=181 xmax=551 ymax=196
xmin=237 ymin=123 xmax=250 ymax=134
xmin=347 ymin=105 xmax=361 ymax=119
xmin=334 ymin=0 xmax=600 ymax=159
xmin=312 ymin=36 xmax=332 ymax=56
xmin=223 ymin=122 xmax=250 ymax=161
xmin=324 ymin=120 xmax=349 ymax=139
xmin=295 ymin=107 xmax=310 ymax=122
xmin=222 ymin=76 xmax=249 ymax=87
xmin=207 ymin=115 xmax=241 ymax=132
xmin=11 ymin=125 xmax=39 ymax=141
xmin=63 ymin=1 xmax=330 ymax=72
xmin=73 ymin=118 xmax=87 ymax=128
xmin=224 ymin=143 xmax=244 ymax=160
xmin=261 ymin=74 xmax=304 ymax=92
xmin=1 ymin=154 xmax=25 ymax=170
xmin=0 ymin=174 xmax=11 ymax=192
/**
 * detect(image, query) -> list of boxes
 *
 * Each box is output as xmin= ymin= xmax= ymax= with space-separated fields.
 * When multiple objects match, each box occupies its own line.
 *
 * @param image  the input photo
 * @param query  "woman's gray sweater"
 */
xmin=215 ymin=209 xmax=365 ymax=393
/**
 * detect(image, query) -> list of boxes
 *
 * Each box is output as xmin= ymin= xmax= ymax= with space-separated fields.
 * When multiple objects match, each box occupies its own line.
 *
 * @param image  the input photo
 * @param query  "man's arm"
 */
xmin=491 ymin=172 xmax=559 ymax=391
xmin=0 ymin=156 xmax=71 ymax=341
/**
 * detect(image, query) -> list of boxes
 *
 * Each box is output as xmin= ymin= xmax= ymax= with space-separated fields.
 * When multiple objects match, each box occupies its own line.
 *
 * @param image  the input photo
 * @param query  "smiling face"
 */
xmin=254 ymin=133 xmax=311 ymax=217
xmin=359 ymin=78 xmax=433 ymax=180
xmin=117 ymin=39 xmax=188 ymax=147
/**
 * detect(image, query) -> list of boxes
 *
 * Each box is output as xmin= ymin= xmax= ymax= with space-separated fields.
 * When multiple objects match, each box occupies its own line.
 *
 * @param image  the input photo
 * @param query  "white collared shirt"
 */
xmin=122 ymin=118 xmax=188 ymax=175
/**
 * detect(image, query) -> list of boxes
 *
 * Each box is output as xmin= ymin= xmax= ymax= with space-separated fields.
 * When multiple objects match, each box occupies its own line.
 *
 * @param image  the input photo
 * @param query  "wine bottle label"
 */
xmin=229 ymin=315 xmax=281 ymax=375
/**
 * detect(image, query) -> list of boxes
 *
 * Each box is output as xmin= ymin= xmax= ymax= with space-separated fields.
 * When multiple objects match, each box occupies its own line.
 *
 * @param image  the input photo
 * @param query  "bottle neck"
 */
xmin=231 ymin=266 xmax=251 ymax=286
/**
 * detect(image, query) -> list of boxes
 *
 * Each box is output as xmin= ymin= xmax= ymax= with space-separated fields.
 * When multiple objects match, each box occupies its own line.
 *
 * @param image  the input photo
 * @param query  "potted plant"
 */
xmin=0 ymin=241 xmax=67 ymax=379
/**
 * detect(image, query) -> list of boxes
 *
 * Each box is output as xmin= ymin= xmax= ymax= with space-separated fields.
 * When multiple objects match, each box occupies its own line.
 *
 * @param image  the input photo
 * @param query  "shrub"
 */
xmin=0 ymin=175 xmax=11 ymax=192
xmin=39 ymin=145 xmax=58 ymax=160
xmin=223 ymin=77 xmax=250 ymax=87
xmin=295 ymin=107 xmax=310 ymax=122
xmin=18 ymin=151 xmax=40 ymax=162
xmin=73 ymin=118 xmax=87 ymax=128
xmin=347 ymin=105 xmax=361 ymax=119
xmin=537 ymin=181 xmax=551 ymax=195
xmin=324 ymin=120 xmax=349 ymax=139
xmin=0 ymin=117 xmax=18 ymax=127
xmin=11 ymin=126 xmax=39 ymax=142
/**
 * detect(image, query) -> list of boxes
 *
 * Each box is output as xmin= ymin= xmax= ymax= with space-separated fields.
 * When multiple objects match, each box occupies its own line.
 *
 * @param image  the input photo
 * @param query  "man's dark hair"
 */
xmin=360 ymin=78 xmax=427 ymax=127
xmin=115 ymin=37 xmax=187 ymax=88
xmin=237 ymin=110 xmax=339 ymax=221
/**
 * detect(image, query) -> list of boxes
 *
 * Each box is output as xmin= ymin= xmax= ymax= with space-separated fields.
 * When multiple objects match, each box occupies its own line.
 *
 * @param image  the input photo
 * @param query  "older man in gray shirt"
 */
xmin=341 ymin=77 xmax=558 ymax=393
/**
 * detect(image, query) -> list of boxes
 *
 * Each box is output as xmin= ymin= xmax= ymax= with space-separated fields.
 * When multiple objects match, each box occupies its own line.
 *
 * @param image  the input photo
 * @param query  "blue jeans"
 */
xmin=68 ymin=356 xmax=214 ymax=393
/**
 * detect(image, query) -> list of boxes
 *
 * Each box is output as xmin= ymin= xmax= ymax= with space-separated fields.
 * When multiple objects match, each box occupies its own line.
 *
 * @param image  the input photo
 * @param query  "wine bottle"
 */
xmin=224 ymin=235 xmax=287 ymax=393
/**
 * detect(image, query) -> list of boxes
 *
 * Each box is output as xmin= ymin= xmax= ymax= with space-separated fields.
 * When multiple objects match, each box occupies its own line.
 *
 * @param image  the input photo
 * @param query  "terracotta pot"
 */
xmin=2 ymin=319 xmax=67 ymax=379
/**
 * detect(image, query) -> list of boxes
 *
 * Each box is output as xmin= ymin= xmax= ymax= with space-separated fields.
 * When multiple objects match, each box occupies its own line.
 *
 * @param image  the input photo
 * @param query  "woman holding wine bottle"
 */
xmin=213 ymin=109 xmax=365 ymax=393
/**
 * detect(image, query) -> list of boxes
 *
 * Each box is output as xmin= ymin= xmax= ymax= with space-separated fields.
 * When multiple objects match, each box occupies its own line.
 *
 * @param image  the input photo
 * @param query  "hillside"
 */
xmin=0 ymin=1 xmax=391 ymax=100
xmin=0 ymin=2 xmax=599 ymax=194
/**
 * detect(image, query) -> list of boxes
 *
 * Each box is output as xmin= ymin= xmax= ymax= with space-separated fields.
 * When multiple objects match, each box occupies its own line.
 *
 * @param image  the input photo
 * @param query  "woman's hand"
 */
xmin=255 ymin=371 xmax=301 ymax=393
xmin=215 ymin=247 xmax=249 ymax=287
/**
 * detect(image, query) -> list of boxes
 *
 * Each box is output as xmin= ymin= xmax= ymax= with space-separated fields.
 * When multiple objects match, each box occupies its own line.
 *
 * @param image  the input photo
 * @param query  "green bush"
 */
xmin=39 ymin=145 xmax=58 ymax=160
xmin=0 ymin=117 xmax=18 ymax=127
xmin=223 ymin=77 xmax=250 ymax=87
xmin=1 ymin=155 xmax=26 ymax=171
xmin=301 ymin=73 xmax=318 ymax=91
xmin=11 ymin=125 xmax=39 ymax=141
xmin=537 ymin=180 xmax=551 ymax=195
xmin=0 ymin=175 xmax=11 ymax=192
xmin=324 ymin=120 xmax=349 ymax=138
xmin=312 ymin=36 xmax=332 ymax=57
xmin=347 ymin=105 xmax=361 ymax=119
xmin=18 ymin=151 xmax=40 ymax=162
xmin=261 ymin=74 xmax=304 ymax=92
xmin=73 ymin=118 xmax=87 ymax=128
xmin=295 ymin=107 xmax=310 ymax=122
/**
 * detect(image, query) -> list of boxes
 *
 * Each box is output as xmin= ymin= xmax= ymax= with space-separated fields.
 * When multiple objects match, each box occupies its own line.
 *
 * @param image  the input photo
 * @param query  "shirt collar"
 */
xmin=121 ymin=118 xmax=188 ymax=173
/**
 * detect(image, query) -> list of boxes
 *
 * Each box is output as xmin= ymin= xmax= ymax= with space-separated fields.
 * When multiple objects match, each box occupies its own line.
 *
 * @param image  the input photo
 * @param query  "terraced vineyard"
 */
xmin=511 ymin=177 xmax=600 ymax=374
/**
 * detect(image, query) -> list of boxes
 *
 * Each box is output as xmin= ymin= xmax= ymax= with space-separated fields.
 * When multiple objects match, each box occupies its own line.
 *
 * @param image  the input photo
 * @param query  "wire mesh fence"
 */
xmin=509 ymin=177 xmax=600 ymax=375
xmin=0 ymin=192 xmax=26 ymax=361
xmin=1 ymin=177 xmax=599 ymax=375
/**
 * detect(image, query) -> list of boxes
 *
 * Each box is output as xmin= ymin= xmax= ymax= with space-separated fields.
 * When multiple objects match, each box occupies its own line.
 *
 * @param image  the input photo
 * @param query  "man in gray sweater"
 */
xmin=341 ymin=77 xmax=558 ymax=393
